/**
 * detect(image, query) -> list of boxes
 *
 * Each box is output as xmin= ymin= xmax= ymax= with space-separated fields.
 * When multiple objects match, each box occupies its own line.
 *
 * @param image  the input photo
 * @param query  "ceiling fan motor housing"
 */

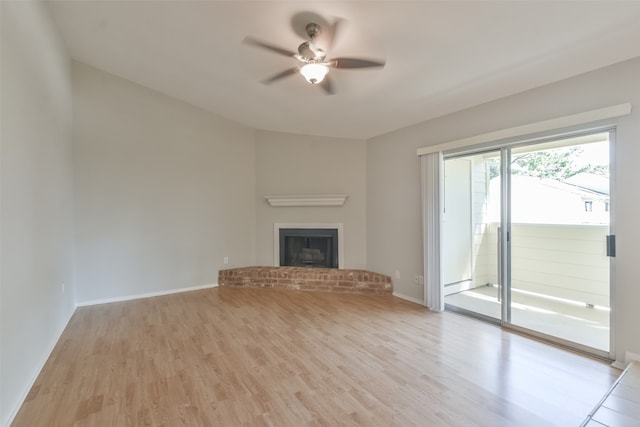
xmin=298 ymin=41 xmax=326 ymax=61
xmin=305 ymin=23 xmax=321 ymax=39
xmin=298 ymin=23 xmax=326 ymax=61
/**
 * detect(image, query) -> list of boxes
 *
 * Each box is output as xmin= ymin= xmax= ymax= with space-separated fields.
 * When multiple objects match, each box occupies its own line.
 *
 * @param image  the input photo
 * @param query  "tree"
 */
xmin=488 ymin=147 xmax=606 ymax=180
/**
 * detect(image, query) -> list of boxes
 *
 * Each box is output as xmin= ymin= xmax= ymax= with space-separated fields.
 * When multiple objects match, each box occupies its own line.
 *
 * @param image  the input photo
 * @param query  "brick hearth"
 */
xmin=218 ymin=266 xmax=392 ymax=295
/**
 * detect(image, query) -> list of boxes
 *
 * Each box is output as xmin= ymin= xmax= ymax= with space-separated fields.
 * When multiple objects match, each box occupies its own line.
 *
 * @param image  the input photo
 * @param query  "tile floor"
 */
xmin=581 ymin=361 xmax=640 ymax=426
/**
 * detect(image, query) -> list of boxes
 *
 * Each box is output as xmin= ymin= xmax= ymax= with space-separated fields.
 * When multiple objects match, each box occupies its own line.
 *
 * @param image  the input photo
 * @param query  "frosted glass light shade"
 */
xmin=300 ymin=63 xmax=329 ymax=84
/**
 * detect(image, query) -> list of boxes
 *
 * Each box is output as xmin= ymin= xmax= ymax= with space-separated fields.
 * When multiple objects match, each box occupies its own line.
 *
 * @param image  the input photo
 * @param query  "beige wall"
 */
xmin=255 ymin=130 xmax=367 ymax=269
xmin=72 ymin=62 xmax=256 ymax=303
xmin=366 ymin=134 xmax=425 ymax=301
xmin=367 ymin=57 xmax=640 ymax=362
xmin=0 ymin=2 xmax=76 ymax=424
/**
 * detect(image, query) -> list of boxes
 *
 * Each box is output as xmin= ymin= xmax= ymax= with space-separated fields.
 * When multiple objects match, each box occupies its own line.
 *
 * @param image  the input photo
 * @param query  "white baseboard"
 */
xmin=611 ymin=360 xmax=626 ymax=370
xmin=4 ymin=305 xmax=76 ymax=427
xmin=76 ymin=283 xmax=218 ymax=307
xmin=625 ymin=351 xmax=640 ymax=363
xmin=611 ymin=351 xmax=640 ymax=370
xmin=393 ymin=292 xmax=425 ymax=306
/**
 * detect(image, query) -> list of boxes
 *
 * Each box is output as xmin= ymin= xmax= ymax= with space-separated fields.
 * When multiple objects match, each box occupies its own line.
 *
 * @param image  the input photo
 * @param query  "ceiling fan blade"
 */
xmin=329 ymin=58 xmax=386 ymax=69
xmin=262 ymin=68 xmax=299 ymax=84
xmin=320 ymin=75 xmax=335 ymax=95
xmin=323 ymin=18 xmax=344 ymax=53
xmin=243 ymin=37 xmax=297 ymax=58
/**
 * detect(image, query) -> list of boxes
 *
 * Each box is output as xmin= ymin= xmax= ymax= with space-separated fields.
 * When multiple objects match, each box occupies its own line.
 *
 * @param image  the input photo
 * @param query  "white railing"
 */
xmin=473 ymin=223 xmax=609 ymax=307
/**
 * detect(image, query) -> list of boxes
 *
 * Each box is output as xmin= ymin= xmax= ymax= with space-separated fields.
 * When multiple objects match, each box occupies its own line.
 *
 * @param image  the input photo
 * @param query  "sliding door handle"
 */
xmin=606 ymin=235 xmax=616 ymax=257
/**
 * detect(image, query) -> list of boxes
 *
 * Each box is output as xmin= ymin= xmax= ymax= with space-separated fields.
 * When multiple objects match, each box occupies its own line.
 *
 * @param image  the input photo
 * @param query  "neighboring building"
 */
xmin=489 ymin=173 xmax=609 ymax=225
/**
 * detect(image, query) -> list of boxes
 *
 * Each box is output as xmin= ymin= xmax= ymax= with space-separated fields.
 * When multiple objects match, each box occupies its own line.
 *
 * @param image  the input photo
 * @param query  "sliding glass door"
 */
xmin=444 ymin=131 xmax=612 ymax=355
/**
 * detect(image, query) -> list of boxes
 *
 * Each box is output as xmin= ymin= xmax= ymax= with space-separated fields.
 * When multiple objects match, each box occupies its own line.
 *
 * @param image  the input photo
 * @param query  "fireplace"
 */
xmin=279 ymin=228 xmax=338 ymax=268
xmin=274 ymin=223 xmax=343 ymax=269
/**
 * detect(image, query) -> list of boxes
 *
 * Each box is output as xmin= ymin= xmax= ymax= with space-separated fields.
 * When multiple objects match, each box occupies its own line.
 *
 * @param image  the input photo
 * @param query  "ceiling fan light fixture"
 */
xmin=244 ymin=21 xmax=385 ymax=93
xmin=300 ymin=63 xmax=329 ymax=84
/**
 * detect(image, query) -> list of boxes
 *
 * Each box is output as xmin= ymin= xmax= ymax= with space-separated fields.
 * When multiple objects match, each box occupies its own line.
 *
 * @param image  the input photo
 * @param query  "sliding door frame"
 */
xmin=442 ymin=127 xmax=616 ymax=360
xmin=500 ymin=147 xmax=511 ymax=325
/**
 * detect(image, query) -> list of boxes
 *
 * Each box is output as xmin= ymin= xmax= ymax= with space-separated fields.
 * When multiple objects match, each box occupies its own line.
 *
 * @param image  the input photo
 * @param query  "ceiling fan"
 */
xmin=244 ymin=21 xmax=385 ymax=94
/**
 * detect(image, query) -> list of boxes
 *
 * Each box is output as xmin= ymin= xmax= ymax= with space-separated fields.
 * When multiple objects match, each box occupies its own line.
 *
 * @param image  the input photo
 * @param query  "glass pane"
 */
xmin=444 ymin=151 xmax=502 ymax=321
xmin=508 ymin=133 xmax=610 ymax=351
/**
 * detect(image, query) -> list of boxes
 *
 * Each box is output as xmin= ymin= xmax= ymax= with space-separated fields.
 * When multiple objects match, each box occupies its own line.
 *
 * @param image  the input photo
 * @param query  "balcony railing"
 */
xmin=473 ymin=222 xmax=609 ymax=308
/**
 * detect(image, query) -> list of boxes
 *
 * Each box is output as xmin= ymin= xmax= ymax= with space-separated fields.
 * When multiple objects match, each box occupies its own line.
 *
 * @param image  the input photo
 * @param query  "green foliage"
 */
xmin=488 ymin=147 xmax=606 ymax=180
xmin=488 ymin=158 xmax=500 ymax=179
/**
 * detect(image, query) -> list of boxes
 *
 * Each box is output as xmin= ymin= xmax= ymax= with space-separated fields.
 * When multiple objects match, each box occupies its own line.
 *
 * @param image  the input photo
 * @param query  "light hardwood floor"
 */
xmin=13 ymin=287 xmax=618 ymax=426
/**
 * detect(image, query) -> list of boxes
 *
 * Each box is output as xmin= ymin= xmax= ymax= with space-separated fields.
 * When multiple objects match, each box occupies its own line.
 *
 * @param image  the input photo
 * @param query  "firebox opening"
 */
xmin=279 ymin=228 xmax=339 ymax=268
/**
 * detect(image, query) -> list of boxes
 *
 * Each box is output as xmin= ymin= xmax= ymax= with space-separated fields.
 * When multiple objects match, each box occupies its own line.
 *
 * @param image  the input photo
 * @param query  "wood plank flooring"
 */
xmin=12 ymin=287 xmax=619 ymax=426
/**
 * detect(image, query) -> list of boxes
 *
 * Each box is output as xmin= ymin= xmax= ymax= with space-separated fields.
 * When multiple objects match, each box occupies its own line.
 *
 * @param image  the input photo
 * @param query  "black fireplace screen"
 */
xmin=279 ymin=228 xmax=338 ymax=268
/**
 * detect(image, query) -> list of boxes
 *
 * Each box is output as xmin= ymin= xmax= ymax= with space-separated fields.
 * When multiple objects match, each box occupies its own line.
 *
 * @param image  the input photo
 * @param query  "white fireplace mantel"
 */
xmin=264 ymin=194 xmax=348 ymax=207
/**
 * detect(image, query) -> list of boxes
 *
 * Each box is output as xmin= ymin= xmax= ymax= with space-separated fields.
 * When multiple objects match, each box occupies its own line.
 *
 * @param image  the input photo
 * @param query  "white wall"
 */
xmin=0 ymin=2 xmax=76 ymax=424
xmin=470 ymin=157 xmax=493 ymax=289
xmin=255 ymin=131 xmax=367 ymax=269
xmin=72 ymin=62 xmax=256 ymax=303
xmin=367 ymin=57 xmax=640 ymax=362
xmin=442 ymin=158 xmax=472 ymax=287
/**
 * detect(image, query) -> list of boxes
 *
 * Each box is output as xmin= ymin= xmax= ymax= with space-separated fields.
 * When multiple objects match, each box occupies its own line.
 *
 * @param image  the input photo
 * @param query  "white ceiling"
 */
xmin=47 ymin=1 xmax=640 ymax=139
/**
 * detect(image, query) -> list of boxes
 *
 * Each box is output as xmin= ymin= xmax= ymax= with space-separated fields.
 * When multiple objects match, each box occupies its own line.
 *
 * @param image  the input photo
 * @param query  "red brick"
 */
xmin=218 ymin=266 xmax=392 ymax=295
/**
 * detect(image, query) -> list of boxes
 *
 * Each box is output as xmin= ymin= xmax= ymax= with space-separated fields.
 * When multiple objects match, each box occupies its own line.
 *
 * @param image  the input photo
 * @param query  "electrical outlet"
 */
xmin=223 ymin=257 xmax=229 ymax=264
xmin=394 ymin=270 xmax=401 ymax=279
xmin=414 ymin=275 xmax=424 ymax=286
